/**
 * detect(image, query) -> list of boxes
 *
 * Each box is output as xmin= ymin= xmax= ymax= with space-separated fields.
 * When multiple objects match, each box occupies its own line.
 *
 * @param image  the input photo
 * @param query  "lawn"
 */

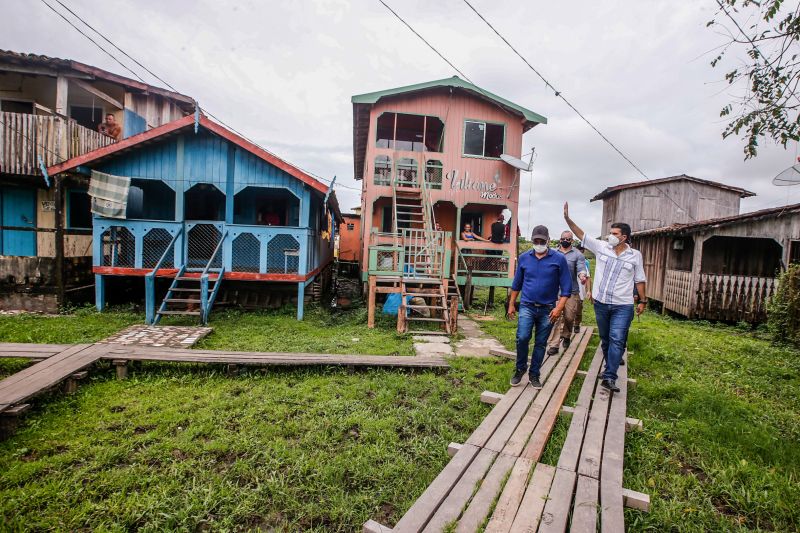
xmin=469 ymin=289 xmax=800 ymax=532
xmin=1 ymin=294 xmax=799 ymax=531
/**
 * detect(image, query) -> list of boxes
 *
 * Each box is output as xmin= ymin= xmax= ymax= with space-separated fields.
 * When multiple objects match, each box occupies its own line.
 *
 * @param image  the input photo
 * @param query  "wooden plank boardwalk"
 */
xmin=0 ymin=343 xmax=448 ymax=416
xmin=364 ymin=326 xmax=594 ymax=533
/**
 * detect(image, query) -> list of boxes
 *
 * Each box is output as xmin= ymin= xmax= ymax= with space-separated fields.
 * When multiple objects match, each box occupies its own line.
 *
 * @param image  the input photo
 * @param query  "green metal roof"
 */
xmin=351 ymin=76 xmax=547 ymax=125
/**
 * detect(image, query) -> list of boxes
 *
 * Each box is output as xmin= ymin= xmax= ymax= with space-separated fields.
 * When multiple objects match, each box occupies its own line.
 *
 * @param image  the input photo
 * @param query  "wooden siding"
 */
xmin=663 ymin=269 xmax=692 ymax=316
xmin=695 ymin=274 xmax=776 ymax=322
xmin=598 ymin=180 xmax=742 ymax=235
xmin=338 ymin=216 xmax=361 ymax=262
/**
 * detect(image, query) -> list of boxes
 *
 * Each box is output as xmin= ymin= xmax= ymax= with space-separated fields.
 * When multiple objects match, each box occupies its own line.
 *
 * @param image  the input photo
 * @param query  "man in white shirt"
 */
xmin=563 ymin=202 xmax=647 ymax=393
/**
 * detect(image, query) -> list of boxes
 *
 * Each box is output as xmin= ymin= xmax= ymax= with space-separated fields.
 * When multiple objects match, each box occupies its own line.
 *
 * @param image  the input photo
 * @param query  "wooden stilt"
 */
xmin=367 ymin=276 xmax=377 ymax=329
xmin=112 ymin=359 xmax=128 ymax=380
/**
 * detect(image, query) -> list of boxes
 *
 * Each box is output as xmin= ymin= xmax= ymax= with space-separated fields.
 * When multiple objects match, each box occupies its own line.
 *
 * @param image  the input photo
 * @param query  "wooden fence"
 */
xmin=0 ymin=112 xmax=114 ymax=175
xmin=663 ymin=269 xmax=693 ymax=316
xmin=695 ymin=273 xmax=777 ymax=323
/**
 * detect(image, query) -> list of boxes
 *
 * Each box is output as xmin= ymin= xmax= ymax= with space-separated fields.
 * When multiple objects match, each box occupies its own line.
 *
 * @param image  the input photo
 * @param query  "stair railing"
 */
xmin=145 ymin=227 xmax=184 ymax=325
xmin=200 ymin=230 xmax=228 ymax=325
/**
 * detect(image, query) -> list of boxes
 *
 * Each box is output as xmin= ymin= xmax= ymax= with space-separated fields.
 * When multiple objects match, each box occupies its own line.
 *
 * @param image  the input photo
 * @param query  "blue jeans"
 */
xmin=515 ymin=303 xmax=554 ymax=377
xmin=594 ymin=301 xmax=634 ymax=381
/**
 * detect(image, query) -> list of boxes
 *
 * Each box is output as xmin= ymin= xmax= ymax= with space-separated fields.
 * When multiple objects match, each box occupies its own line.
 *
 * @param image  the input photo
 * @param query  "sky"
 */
xmin=4 ymin=0 xmax=798 ymax=236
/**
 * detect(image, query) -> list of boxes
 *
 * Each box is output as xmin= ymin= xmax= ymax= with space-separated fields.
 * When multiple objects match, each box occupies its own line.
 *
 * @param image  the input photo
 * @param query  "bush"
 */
xmin=767 ymin=263 xmax=800 ymax=344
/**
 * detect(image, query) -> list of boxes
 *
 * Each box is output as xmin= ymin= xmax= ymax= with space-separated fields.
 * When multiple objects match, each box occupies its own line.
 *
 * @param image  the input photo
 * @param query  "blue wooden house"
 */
xmin=47 ymin=114 xmax=341 ymax=322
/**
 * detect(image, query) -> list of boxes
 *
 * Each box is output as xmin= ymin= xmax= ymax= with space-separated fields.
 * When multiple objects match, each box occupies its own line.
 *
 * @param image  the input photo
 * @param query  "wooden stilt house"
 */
xmin=351 ymin=76 xmax=547 ymax=332
xmin=47 ymin=114 xmax=341 ymax=322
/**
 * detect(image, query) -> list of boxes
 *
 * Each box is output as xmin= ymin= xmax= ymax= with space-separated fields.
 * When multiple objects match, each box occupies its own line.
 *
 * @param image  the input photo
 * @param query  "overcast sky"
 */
xmin=5 ymin=0 xmax=798 ymax=236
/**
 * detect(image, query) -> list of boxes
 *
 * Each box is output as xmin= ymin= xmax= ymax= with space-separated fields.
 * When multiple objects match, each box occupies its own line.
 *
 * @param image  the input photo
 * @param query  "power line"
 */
xmin=38 ymin=0 xmax=147 ymax=84
xmin=43 ymin=0 xmax=338 ymax=188
xmin=459 ymin=0 xmax=696 ymax=221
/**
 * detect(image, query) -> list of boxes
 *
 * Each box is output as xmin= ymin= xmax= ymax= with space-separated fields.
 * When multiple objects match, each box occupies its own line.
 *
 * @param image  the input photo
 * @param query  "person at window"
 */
xmin=507 ymin=225 xmax=572 ymax=389
xmin=461 ymin=223 xmax=486 ymax=270
xmin=488 ymin=215 xmax=505 ymax=256
xmin=98 ymin=113 xmax=121 ymax=140
xmin=564 ymin=202 xmax=647 ymax=393
xmin=259 ymin=206 xmax=280 ymax=226
xmin=547 ymin=231 xmax=588 ymax=356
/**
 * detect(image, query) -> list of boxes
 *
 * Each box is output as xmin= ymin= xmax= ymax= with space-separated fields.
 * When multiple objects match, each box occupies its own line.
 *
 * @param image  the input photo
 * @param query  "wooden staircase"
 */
xmin=398 ymin=277 xmax=452 ymax=334
xmin=395 ymin=189 xmax=425 ymax=230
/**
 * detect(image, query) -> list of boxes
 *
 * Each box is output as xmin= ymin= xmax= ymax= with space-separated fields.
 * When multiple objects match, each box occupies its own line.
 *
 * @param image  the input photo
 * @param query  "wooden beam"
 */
xmin=628 ymin=378 xmax=638 ymax=389
xmin=576 ymin=369 xmax=588 ymax=376
xmin=55 ymin=75 xmax=69 ymax=116
xmin=68 ymin=77 xmax=123 ymax=109
xmin=2 ymin=404 xmax=31 ymax=416
xmin=480 ymin=391 xmax=504 ymax=405
xmin=625 ymin=417 xmax=643 ymax=432
xmin=489 ymin=348 xmax=515 ymax=359
xmin=622 ymin=488 xmax=651 ymax=512
xmin=447 ymin=442 xmax=462 ymax=457
xmin=362 ymin=520 xmax=393 ymax=533
xmin=560 ymin=405 xmax=575 ymax=415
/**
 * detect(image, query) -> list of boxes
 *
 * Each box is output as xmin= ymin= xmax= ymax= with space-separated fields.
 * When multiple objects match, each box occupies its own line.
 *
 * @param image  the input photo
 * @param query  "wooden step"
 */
xmin=158 ymin=310 xmax=202 ymax=316
xmin=165 ymin=298 xmax=200 ymax=303
xmin=408 ymin=317 xmax=446 ymax=322
xmin=170 ymin=287 xmax=203 ymax=292
xmin=407 ymin=304 xmax=446 ymax=310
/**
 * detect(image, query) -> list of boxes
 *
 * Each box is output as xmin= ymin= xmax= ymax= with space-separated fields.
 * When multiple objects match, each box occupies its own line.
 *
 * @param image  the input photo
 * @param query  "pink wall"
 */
xmin=358 ymin=90 xmax=535 ymax=274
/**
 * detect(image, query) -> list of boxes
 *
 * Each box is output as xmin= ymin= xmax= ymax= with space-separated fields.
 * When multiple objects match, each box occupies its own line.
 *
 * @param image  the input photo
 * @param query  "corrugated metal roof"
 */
xmin=591 ymin=174 xmax=756 ymax=202
xmin=633 ymin=202 xmax=800 ymax=237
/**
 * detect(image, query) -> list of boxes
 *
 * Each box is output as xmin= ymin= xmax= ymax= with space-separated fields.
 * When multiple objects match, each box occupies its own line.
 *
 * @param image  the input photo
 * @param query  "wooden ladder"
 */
xmin=398 ymin=277 xmax=451 ymax=334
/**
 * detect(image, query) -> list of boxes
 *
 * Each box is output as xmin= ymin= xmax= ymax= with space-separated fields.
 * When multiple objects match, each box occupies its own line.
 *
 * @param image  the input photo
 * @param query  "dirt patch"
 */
xmin=171 ymin=449 xmax=189 ymax=461
xmin=678 ymin=458 xmax=709 ymax=482
xmin=375 ymin=502 xmax=397 ymax=523
xmin=133 ymin=425 xmax=156 ymax=435
xmin=474 ymin=371 xmax=487 ymax=379
xmin=109 ymin=405 xmax=126 ymax=413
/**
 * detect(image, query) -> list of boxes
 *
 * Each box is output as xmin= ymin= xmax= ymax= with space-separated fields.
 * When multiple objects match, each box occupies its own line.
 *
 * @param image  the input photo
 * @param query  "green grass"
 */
xmin=468 ymin=289 xmax=800 ymax=532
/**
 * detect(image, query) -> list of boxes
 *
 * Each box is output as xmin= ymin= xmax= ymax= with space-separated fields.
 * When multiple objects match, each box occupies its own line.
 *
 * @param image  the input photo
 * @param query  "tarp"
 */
xmin=89 ymin=170 xmax=130 ymax=219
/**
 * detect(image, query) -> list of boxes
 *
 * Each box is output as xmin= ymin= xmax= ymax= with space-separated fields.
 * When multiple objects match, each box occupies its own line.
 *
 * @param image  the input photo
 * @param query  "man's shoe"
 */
xmin=562 ymin=337 xmax=571 ymax=349
xmin=510 ymin=369 xmax=526 ymax=387
xmin=529 ymin=375 xmax=543 ymax=389
xmin=573 ymin=325 xmax=581 ymax=333
xmin=600 ymin=379 xmax=620 ymax=393
xmin=547 ymin=346 xmax=560 ymax=356
xmin=620 ymin=358 xmax=626 ymax=366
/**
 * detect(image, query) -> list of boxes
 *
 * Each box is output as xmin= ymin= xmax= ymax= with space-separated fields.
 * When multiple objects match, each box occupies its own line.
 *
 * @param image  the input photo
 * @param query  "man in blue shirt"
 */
xmin=507 ymin=225 xmax=572 ymax=388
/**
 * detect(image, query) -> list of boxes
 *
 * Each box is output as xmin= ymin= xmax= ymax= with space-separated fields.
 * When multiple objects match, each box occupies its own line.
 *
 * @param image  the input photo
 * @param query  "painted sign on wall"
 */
xmin=445 ymin=169 xmax=503 ymax=200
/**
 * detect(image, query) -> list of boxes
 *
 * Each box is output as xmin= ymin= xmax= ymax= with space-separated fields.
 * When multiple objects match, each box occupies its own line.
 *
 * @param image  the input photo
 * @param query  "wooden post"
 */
xmin=0 ymin=404 xmax=31 ymax=437
xmin=112 ymin=359 xmax=128 ymax=380
xmin=64 ymin=371 xmax=88 ymax=394
xmin=54 ymin=175 xmax=66 ymax=308
xmin=449 ymin=296 xmax=459 ymax=334
xmin=488 ymin=286 xmax=495 ymax=307
xmin=367 ymin=276 xmax=377 ymax=328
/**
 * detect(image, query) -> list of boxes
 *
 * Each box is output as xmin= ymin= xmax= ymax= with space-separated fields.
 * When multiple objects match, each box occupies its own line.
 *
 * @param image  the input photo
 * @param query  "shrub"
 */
xmin=767 ymin=263 xmax=800 ymax=344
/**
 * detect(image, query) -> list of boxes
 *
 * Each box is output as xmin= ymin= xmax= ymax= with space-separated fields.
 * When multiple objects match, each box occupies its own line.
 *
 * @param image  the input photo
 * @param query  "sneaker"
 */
xmin=547 ymin=345 xmax=560 ymax=356
xmin=562 ymin=337 xmax=571 ymax=349
xmin=510 ymin=369 xmax=525 ymax=387
xmin=600 ymin=379 xmax=620 ymax=393
xmin=573 ymin=325 xmax=581 ymax=333
xmin=529 ymin=375 xmax=543 ymax=389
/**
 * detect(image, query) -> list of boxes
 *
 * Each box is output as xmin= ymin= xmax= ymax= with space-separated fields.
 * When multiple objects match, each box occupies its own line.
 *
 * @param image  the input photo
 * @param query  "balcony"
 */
xmin=0 ymin=111 xmax=115 ymax=176
xmin=92 ymin=219 xmax=317 ymax=279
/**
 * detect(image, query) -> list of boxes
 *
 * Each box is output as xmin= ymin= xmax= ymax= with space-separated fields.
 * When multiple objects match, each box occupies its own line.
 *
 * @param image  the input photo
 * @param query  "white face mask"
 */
xmin=532 ymin=244 xmax=548 ymax=254
xmin=607 ymin=234 xmax=621 ymax=246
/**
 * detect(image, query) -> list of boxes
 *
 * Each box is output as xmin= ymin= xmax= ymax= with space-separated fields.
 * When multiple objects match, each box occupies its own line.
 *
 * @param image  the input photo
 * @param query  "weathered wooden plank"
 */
xmin=0 ymin=344 xmax=95 ymax=393
xmin=600 ymin=363 xmax=628 ymax=533
xmin=447 ymin=442 xmax=462 ymax=457
xmin=364 ymin=519 xmax=394 ymax=533
xmin=537 ymin=468 xmax=577 ymax=533
xmin=557 ymin=346 xmax=605 ymax=472
xmin=570 ymin=475 xmax=599 ymax=533
xmin=481 ymin=391 xmax=504 ymax=405
xmin=508 ymin=462 xmax=555 ymax=533
xmin=622 ymin=488 xmax=650 ymax=512
xmin=423 ymin=448 xmax=498 ymax=532
xmin=484 ymin=456 xmax=535 ymax=533
xmin=576 ymin=347 xmax=616 ymax=479
xmin=0 ymin=343 xmax=71 ymax=358
xmin=455 ymin=453 xmax=516 ymax=533
xmin=515 ymin=328 xmax=593 ymax=460
xmin=394 ymin=444 xmax=481 ymax=533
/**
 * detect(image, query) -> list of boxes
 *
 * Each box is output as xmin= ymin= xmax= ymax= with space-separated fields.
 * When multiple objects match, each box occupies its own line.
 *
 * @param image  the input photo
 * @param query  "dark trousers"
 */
xmin=515 ymin=303 xmax=554 ymax=378
xmin=594 ymin=301 xmax=634 ymax=381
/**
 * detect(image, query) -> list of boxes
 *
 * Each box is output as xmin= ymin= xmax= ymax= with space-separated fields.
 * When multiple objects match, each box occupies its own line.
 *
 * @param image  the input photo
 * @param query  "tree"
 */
xmin=708 ymin=0 xmax=800 ymax=158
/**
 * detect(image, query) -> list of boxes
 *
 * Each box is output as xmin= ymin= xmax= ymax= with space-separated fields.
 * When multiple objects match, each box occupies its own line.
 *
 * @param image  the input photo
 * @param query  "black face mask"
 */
xmin=560 ymin=240 xmax=572 ymax=248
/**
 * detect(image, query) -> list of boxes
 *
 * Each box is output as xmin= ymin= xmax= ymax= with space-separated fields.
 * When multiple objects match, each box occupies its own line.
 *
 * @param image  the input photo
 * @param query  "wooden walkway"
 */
xmin=364 ymin=326 xmax=649 ymax=532
xmin=0 ymin=343 xmax=448 ymax=416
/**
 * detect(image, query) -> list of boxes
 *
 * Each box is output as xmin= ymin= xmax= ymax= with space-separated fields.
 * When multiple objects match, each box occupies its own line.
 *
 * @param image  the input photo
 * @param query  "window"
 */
xmin=346 ymin=223 xmax=355 ymax=230
xmin=461 ymin=212 xmax=483 ymax=236
xmin=1 ymin=100 xmax=34 ymax=114
xmin=463 ymin=120 xmax=505 ymax=158
xmin=425 ymin=159 xmax=443 ymax=190
xmin=375 ymin=112 xmax=444 ymax=152
xmin=395 ymin=158 xmax=418 ymax=186
xmin=70 ymin=105 xmax=103 ymax=131
xmin=381 ymin=206 xmax=393 ymax=233
xmin=67 ymin=190 xmax=92 ymax=229
xmin=374 ymin=155 xmax=391 ymax=185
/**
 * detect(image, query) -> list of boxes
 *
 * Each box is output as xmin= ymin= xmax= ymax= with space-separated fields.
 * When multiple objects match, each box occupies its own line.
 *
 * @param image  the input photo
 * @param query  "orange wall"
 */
xmin=338 ymin=215 xmax=362 ymax=262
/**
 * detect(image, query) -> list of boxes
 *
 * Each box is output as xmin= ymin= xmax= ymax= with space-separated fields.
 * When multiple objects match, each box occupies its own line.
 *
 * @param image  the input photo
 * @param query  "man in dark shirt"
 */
xmin=488 ymin=215 xmax=505 ymax=256
xmin=507 ymin=225 xmax=572 ymax=388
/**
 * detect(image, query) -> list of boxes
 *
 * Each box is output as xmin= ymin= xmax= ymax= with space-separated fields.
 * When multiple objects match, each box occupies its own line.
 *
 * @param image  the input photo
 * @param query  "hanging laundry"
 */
xmin=89 ymin=170 xmax=130 ymax=219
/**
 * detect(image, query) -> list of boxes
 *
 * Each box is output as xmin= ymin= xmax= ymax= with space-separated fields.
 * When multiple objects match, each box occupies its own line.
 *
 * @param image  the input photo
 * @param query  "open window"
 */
xmin=395 ymin=158 xmax=418 ymax=186
xmin=70 ymin=105 xmax=103 ymax=131
xmin=425 ymin=159 xmax=443 ymax=190
xmin=66 ymin=189 xmax=92 ymax=229
xmin=127 ymin=180 xmax=176 ymax=221
xmin=463 ymin=120 xmax=504 ymax=158
xmin=1 ymin=100 xmax=34 ymax=114
xmin=234 ymin=186 xmax=299 ymax=226
xmin=375 ymin=112 xmax=444 ymax=152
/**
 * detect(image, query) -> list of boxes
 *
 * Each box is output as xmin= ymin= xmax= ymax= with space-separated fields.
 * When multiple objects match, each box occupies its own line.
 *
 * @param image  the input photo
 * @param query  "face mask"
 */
xmin=532 ymin=244 xmax=548 ymax=254
xmin=560 ymin=240 xmax=572 ymax=248
xmin=608 ymin=234 xmax=621 ymax=246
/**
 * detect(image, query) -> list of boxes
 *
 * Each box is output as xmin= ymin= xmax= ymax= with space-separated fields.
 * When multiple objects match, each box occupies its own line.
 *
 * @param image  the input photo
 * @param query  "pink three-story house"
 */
xmin=351 ymin=77 xmax=546 ymax=332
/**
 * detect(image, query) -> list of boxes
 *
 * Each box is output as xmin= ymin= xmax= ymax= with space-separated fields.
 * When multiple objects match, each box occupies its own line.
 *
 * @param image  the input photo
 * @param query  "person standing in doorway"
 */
xmin=563 ymin=203 xmax=646 ymax=393
xmin=547 ymin=231 xmax=588 ymax=355
xmin=488 ymin=214 xmax=505 ymax=256
xmin=507 ymin=225 xmax=572 ymax=389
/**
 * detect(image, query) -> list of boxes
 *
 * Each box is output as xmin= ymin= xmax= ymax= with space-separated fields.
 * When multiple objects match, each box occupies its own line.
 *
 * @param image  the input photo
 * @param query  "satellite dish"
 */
xmin=772 ymin=163 xmax=800 ymax=186
xmin=501 ymin=150 xmax=534 ymax=172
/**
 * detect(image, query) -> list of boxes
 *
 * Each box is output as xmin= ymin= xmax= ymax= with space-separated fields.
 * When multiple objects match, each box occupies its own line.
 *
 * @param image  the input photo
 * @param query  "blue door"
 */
xmin=1 ymin=187 xmax=37 ymax=256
